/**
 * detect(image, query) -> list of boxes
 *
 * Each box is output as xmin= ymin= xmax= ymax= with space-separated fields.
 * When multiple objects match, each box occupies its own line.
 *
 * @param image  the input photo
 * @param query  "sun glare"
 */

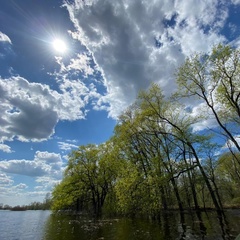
xmin=52 ymin=39 xmax=67 ymax=53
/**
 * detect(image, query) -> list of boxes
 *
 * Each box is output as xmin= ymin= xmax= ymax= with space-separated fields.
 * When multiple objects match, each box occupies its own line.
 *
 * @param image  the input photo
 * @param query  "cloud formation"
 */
xmin=0 ymin=150 xmax=65 ymax=205
xmin=0 ymin=173 xmax=13 ymax=186
xmin=64 ymin=0 xmax=231 ymax=118
xmin=0 ymin=144 xmax=13 ymax=153
xmin=0 ymin=76 xmax=96 ymax=143
xmin=0 ymin=151 xmax=63 ymax=178
xmin=0 ymin=32 xmax=11 ymax=44
xmin=0 ymin=32 xmax=13 ymax=59
xmin=1 ymin=0 xmax=238 ymax=146
xmin=58 ymin=141 xmax=78 ymax=151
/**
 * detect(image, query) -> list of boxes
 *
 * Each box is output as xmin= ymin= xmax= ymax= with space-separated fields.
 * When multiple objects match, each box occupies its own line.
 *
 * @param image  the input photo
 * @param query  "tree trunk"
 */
xmin=160 ymin=186 xmax=168 ymax=210
xmin=189 ymin=144 xmax=222 ymax=211
xmin=170 ymin=178 xmax=184 ymax=211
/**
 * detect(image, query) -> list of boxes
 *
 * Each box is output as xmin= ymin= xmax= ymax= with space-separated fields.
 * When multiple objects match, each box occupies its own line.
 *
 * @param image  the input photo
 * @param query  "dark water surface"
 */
xmin=1 ymin=209 xmax=240 ymax=240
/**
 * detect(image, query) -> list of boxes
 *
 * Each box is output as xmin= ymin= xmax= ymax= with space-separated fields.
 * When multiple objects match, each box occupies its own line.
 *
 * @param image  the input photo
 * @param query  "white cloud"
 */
xmin=66 ymin=139 xmax=78 ymax=143
xmin=35 ymin=151 xmax=62 ymax=164
xmin=58 ymin=141 xmax=78 ymax=151
xmin=0 ymin=173 xmax=14 ymax=186
xmin=222 ymin=135 xmax=240 ymax=150
xmin=56 ymin=53 xmax=95 ymax=77
xmin=185 ymin=102 xmax=217 ymax=132
xmin=0 ymin=159 xmax=50 ymax=177
xmin=0 ymin=32 xmax=12 ymax=44
xmin=0 ymin=151 xmax=64 ymax=178
xmin=0 ymin=0 xmax=233 ymax=143
xmin=0 ymin=76 xmax=97 ymax=142
xmin=0 ymin=144 xmax=13 ymax=153
xmin=14 ymin=183 xmax=28 ymax=190
xmin=0 ymin=32 xmax=13 ymax=59
xmin=64 ymin=0 xmax=230 ymax=118
xmin=231 ymin=0 xmax=240 ymax=4
xmin=0 ymin=172 xmax=34 ymax=206
xmin=0 ymin=151 xmax=65 ymax=205
xmin=174 ymin=0 xmax=222 ymax=28
xmin=0 ymin=77 xmax=57 ymax=142
xmin=0 ymin=170 xmax=59 ymax=206
xmin=0 ymin=188 xmax=51 ymax=206
xmin=35 ymin=176 xmax=61 ymax=189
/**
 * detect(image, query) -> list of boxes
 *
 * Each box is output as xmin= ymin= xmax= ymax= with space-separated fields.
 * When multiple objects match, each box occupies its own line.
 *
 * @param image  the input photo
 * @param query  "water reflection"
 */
xmin=177 ymin=210 xmax=238 ymax=240
xmin=177 ymin=211 xmax=207 ymax=239
xmin=43 ymin=210 xmax=240 ymax=240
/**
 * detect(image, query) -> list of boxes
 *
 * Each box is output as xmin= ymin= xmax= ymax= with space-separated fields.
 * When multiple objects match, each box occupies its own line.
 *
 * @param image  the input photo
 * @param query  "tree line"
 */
xmin=51 ymin=44 xmax=240 ymax=216
xmin=0 ymin=193 xmax=52 ymax=211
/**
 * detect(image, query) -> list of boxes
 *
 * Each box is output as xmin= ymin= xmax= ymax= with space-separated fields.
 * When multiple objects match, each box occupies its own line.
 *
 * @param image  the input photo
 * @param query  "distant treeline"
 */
xmin=0 ymin=193 xmax=52 ymax=211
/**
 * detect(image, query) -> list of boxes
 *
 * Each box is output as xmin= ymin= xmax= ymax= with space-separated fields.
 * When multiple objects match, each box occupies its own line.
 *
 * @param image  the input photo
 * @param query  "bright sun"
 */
xmin=52 ymin=39 xmax=67 ymax=53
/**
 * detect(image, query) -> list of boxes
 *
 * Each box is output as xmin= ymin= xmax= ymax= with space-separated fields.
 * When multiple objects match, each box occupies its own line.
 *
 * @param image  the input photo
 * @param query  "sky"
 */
xmin=0 ymin=0 xmax=240 ymax=206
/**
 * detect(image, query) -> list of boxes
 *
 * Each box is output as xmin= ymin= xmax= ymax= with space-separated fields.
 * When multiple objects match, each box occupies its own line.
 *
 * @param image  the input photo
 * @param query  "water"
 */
xmin=0 ymin=210 xmax=51 ymax=240
xmin=1 ymin=209 xmax=240 ymax=240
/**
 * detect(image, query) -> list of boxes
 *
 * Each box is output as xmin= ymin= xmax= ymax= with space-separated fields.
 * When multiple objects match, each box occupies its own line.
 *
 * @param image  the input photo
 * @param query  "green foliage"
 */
xmin=176 ymin=44 xmax=240 ymax=152
xmin=231 ymin=197 xmax=240 ymax=206
xmin=52 ymin=142 xmax=121 ymax=215
xmin=52 ymin=45 xmax=240 ymax=216
xmin=51 ymin=175 xmax=82 ymax=211
xmin=217 ymin=151 xmax=240 ymax=183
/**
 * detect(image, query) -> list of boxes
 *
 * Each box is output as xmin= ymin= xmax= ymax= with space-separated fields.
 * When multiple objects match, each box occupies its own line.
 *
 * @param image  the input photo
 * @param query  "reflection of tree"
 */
xmin=42 ymin=210 xmax=240 ymax=240
xmin=196 ymin=211 xmax=207 ymax=238
xmin=43 ymin=214 xmax=73 ymax=240
xmin=217 ymin=211 xmax=231 ymax=240
xmin=178 ymin=211 xmax=186 ymax=240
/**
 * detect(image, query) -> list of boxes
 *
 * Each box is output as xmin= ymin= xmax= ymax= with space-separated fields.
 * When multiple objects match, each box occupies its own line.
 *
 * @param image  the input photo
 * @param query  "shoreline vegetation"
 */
xmin=1 ymin=205 xmax=240 ymax=212
xmin=1 ymin=198 xmax=240 ymax=213
xmin=0 ymin=196 xmax=52 ymax=211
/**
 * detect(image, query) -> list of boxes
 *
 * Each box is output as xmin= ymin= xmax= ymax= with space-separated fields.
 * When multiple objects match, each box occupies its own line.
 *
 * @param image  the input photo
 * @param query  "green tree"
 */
xmin=138 ymin=84 xmax=223 ymax=211
xmin=51 ymin=174 xmax=83 ymax=211
xmin=52 ymin=142 xmax=119 ymax=215
xmin=215 ymin=151 xmax=240 ymax=205
xmin=51 ymin=45 xmax=240 ymax=215
xmin=176 ymin=44 xmax=240 ymax=152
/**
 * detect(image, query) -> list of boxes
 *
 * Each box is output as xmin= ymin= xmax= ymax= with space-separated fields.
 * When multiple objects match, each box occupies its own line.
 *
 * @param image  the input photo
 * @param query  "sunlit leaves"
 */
xmin=52 ymin=45 xmax=240 ymax=214
xmin=176 ymin=44 xmax=240 ymax=152
xmin=52 ymin=142 xmax=121 ymax=214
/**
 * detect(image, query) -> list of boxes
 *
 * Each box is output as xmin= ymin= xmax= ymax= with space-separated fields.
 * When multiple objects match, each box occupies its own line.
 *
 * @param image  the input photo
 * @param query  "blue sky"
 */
xmin=0 ymin=0 xmax=240 ymax=206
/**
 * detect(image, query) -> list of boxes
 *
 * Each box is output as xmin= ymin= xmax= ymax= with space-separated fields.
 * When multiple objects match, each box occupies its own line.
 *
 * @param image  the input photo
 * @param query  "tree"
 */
xmin=51 ymin=45 xmax=240 ymax=215
xmin=215 ymin=151 xmax=240 ymax=205
xmin=114 ymin=102 xmax=174 ymax=214
xmin=52 ymin=142 xmax=119 ymax=215
xmin=176 ymin=44 xmax=240 ymax=152
xmin=51 ymin=174 xmax=83 ymax=211
xmin=212 ymin=45 xmax=240 ymax=121
xmin=138 ymin=84 xmax=223 ymax=211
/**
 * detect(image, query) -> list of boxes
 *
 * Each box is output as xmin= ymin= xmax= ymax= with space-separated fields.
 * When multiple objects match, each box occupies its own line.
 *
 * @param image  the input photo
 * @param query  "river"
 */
xmin=1 ymin=209 xmax=240 ymax=239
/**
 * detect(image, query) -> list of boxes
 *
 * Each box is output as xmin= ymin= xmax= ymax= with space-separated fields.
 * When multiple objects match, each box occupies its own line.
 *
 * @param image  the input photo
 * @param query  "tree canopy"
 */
xmin=51 ymin=45 xmax=240 ymax=216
